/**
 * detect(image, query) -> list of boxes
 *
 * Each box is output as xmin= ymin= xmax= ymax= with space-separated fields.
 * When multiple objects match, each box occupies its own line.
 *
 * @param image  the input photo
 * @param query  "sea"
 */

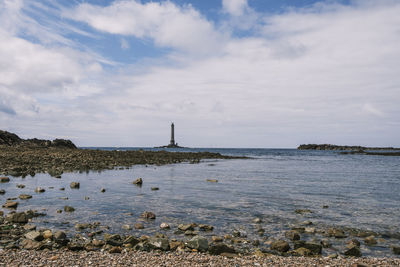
xmin=2 ymin=148 xmax=400 ymax=257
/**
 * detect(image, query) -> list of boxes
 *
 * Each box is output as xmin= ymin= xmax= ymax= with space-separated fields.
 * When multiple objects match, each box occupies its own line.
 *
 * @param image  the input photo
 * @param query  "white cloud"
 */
xmin=64 ymin=0 xmax=225 ymax=55
xmin=222 ymin=0 xmax=249 ymax=16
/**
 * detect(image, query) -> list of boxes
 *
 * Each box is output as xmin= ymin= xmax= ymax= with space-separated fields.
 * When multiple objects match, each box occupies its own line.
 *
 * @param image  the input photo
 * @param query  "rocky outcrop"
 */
xmin=298 ymin=144 xmax=399 ymax=151
xmin=0 ymin=130 xmax=77 ymax=149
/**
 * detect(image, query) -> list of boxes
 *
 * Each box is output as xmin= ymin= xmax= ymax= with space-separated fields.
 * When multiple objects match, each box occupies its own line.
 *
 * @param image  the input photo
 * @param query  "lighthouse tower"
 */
xmin=169 ymin=122 xmax=176 ymax=146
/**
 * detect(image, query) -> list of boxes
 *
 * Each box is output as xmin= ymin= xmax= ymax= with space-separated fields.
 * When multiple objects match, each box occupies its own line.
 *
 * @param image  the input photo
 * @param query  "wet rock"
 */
xmin=206 ymin=179 xmax=218 ymax=183
xmin=252 ymin=218 xmax=262 ymax=223
xmin=64 ymin=206 xmax=75 ymax=212
xmin=295 ymin=209 xmax=312 ymax=214
xmin=364 ymin=235 xmax=377 ymax=245
xmin=185 ymin=236 xmax=208 ymax=252
xmin=70 ymin=182 xmax=80 ymax=189
xmin=75 ymin=223 xmax=91 ymax=230
xmin=67 ymin=241 xmax=85 ymax=251
xmin=5 ymin=212 xmax=28 ymax=223
xmin=122 ymin=224 xmax=132 ymax=230
xmin=344 ymin=245 xmax=362 ymax=257
xmin=305 ymin=227 xmax=316 ymax=234
xmin=43 ymin=230 xmax=52 ymax=239
xmin=20 ymin=239 xmax=41 ymax=250
xmin=92 ymin=239 xmax=106 ymax=247
xmin=257 ymin=228 xmax=265 ymax=236
xmin=34 ymin=187 xmax=45 ymax=193
xmin=151 ymin=187 xmax=159 ymax=191
xmin=25 ymin=231 xmax=43 ymax=241
xmin=293 ymin=247 xmax=312 ymax=256
xmin=104 ymin=234 xmax=123 ymax=246
xmin=160 ymin=222 xmax=170 ymax=229
xmin=3 ymin=201 xmax=18 ymax=209
xmin=209 ymin=243 xmax=236 ymax=255
xmin=321 ymin=239 xmax=332 ymax=248
xmin=391 ymin=245 xmax=400 ymax=255
xmin=148 ymin=237 xmax=170 ymax=251
xmin=100 ymin=188 xmax=106 ymax=193
xmin=23 ymin=224 xmax=37 ymax=231
xmin=178 ymin=223 xmax=195 ymax=231
xmin=84 ymin=196 xmax=90 ymax=200
xmin=328 ymin=228 xmax=347 ymax=238
xmin=133 ymin=178 xmax=143 ymax=185
xmin=294 ymin=241 xmax=322 ymax=255
xmin=59 ymin=187 xmax=65 ymax=191
xmin=134 ymin=223 xmax=144 ymax=229
xmin=322 ymin=205 xmax=329 ymax=209
xmin=54 ymin=231 xmax=67 ymax=241
xmin=57 ymin=209 xmax=62 ymax=213
xmin=285 ymin=230 xmax=300 ymax=241
xmin=16 ymin=184 xmax=25 ymax=188
xmin=184 ymin=230 xmax=198 ymax=236
xmin=19 ymin=194 xmax=32 ymax=200
xmin=198 ymin=224 xmax=213 ymax=231
xmin=140 ymin=211 xmax=156 ymax=220
xmin=0 ymin=177 xmax=10 ymax=183
xmin=212 ymin=236 xmax=223 ymax=242
xmin=0 ymin=189 xmax=5 ymax=194
xmin=346 ymin=239 xmax=361 ymax=248
xmin=270 ymin=240 xmax=290 ymax=253
xmin=169 ymin=240 xmax=184 ymax=251
xmin=123 ymin=236 xmax=139 ymax=246
xmin=109 ymin=246 xmax=122 ymax=253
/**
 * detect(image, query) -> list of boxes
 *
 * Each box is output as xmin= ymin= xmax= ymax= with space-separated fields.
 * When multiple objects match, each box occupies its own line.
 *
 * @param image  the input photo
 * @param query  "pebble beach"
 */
xmin=1 ymin=250 xmax=400 ymax=267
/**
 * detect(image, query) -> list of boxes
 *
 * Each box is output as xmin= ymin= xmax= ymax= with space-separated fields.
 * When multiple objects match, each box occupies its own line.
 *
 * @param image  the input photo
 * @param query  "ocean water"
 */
xmin=2 ymin=148 xmax=400 ymax=256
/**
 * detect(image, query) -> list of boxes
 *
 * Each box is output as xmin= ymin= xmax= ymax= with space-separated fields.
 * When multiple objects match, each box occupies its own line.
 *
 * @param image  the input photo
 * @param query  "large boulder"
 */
xmin=148 ymin=237 xmax=170 ymax=251
xmin=270 ymin=240 xmax=290 ymax=253
xmin=0 ymin=130 xmax=22 ymax=146
xmin=52 ymin=139 xmax=77 ymax=149
xmin=5 ymin=212 xmax=28 ymax=223
xmin=294 ymin=241 xmax=322 ymax=255
xmin=185 ymin=236 xmax=208 ymax=252
xmin=209 ymin=243 xmax=236 ymax=255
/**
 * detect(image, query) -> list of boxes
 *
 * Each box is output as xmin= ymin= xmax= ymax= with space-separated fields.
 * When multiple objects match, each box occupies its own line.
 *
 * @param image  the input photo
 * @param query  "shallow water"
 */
xmin=1 ymin=148 xmax=400 ymax=256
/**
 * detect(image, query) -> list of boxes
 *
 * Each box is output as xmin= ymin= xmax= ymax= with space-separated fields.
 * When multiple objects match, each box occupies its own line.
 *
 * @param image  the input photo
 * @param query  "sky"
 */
xmin=0 ymin=0 xmax=399 ymax=148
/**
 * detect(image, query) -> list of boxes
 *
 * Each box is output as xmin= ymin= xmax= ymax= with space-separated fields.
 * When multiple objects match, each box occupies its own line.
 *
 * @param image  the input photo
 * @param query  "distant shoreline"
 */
xmin=297 ymin=144 xmax=400 ymax=151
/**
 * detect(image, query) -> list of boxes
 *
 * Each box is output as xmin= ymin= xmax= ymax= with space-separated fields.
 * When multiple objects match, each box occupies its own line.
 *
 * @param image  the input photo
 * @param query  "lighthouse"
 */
xmin=170 ymin=122 xmax=175 ymax=146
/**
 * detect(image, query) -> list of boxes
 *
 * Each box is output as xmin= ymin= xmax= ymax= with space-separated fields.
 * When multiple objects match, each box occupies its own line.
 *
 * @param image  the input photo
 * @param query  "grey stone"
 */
xmin=148 ymin=237 xmax=170 ymax=251
xmin=25 ymin=231 xmax=43 ymax=241
xmin=270 ymin=240 xmax=290 ymax=253
xmin=185 ymin=236 xmax=208 ymax=252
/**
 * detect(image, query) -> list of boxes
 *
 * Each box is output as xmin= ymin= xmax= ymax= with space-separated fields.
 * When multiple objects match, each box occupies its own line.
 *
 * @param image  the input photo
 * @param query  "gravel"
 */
xmin=1 ymin=250 xmax=399 ymax=267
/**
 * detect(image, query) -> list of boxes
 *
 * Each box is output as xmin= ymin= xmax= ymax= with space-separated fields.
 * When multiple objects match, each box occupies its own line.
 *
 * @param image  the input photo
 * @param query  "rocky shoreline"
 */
xmin=297 ymin=144 xmax=400 ymax=151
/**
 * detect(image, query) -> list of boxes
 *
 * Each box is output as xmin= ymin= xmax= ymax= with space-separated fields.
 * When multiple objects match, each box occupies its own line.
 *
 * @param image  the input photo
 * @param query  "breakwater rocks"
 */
xmin=0 ymin=147 xmax=242 ymax=177
xmin=297 ymin=144 xmax=400 ymax=151
xmin=340 ymin=150 xmax=400 ymax=156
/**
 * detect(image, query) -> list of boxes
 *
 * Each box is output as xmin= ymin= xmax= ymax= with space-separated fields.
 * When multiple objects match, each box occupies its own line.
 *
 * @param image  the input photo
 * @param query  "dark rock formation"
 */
xmin=298 ymin=144 xmax=400 ymax=151
xmin=0 ymin=130 xmax=77 ymax=149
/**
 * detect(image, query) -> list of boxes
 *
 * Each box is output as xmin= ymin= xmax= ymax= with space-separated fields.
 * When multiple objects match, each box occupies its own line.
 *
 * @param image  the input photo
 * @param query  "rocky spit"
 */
xmin=1 ymin=250 xmax=400 ymax=267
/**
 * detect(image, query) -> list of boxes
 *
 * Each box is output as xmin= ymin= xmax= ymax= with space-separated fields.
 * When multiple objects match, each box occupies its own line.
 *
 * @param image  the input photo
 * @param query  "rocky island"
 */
xmin=298 ymin=144 xmax=400 ymax=156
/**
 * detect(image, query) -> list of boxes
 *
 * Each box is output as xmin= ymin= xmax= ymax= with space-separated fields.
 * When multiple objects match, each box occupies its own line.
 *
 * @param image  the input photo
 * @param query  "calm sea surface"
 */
xmin=2 ymin=148 xmax=400 ymax=256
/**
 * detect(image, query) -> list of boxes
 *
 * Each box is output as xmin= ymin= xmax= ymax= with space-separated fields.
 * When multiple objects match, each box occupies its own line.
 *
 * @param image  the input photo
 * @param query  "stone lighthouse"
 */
xmin=170 ymin=122 xmax=176 ymax=146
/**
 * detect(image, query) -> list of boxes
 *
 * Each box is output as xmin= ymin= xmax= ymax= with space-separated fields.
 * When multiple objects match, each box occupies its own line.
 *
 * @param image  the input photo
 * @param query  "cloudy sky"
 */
xmin=0 ymin=0 xmax=399 ymax=147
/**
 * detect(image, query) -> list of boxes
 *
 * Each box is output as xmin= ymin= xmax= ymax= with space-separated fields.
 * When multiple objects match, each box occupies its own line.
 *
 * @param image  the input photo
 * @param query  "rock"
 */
xmin=70 ymin=182 xmax=80 ymax=189
xmin=328 ymin=228 xmax=347 ymax=238
xmin=391 ymin=245 xmax=400 ymax=255
xmin=3 ymin=201 xmax=18 ymax=209
xmin=295 ymin=209 xmax=312 ymax=214
xmin=109 ymin=246 xmax=122 ymax=253
xmin=294 ymin=241 xmax=322 ymax=255
xmin=84 ymin=196 xmax=90 ymax=200
xmin=67 ymin=241 xmax=85 ymax=251
xmin=293 ymin=247 xmax=312 ymax=256
xmin=16 ymin=184 xmax=25 ymax=188
xmin=148 ymin=237 xmax=170 ymax=251
xmin=19 ymin=194 xmax=32 ymax=200
xmin=20 ymin=239 xmax=41 ymax=250
xmin=59 ymin=187 xmax=65 ymax=191
xmin=134 ymin=223 xmax=144 ymax=229
xmin=252 ymin=218 xmax=262 ymax=223
xmin=344 ymin=245 xmax=362 ymax=257
xmin=140 ymin=211 xmax=156 ymax=219
xmin=25 ymin=231 xmax=43 ymax=241
xmin=185 ymin=236 xmax=208 ymax=252
xmin=57 ymin=209 xmax=62 ymax=213
xmin=321 ymin=239 xmax=332 ymax=248
xmin=23 ymin=224 xmax=37 ymax=231
xmin=133 ymin=178 xmax=143 ymax=185
xmin=322 ymin=205 xmax=329 ymax=209
xmin=54 ymin=231 xmax=67 ymax=241
xmin=92 ymin=239 xmax=106 ymax=247
xmin=34 ymin=187 xmax=45 ymax=193
xmin=123 ymin=236 xmax=139 ymax=246
xmin=209 ymin=243 xmax=236 ymax=255
xmin=270 ymin=240 xmax=290 ymax=253
xmin=5 ymin=212 xmax=28 ymax=223
xmin=122 ymin=224 xmax=132 ymax=230
xmin=43 ymin=230 xmax=52 ymax=239
xmin=184 ymin=230 xmax=198 ymax=236
xmin=178 ymin=223 xmax=195 ymax=231
xmin=206 ymin=179 xmax=218 ymax=183
xmin=305 ymin=227 xmax=316 ymax=234
xmin=0 ymin=189 xmax=5 ymax=194
xmin=160 ymin=222 xmax=170 ymax=229
xmin=169 ymin=241 xmax=184 ymax=251
xmin=346 ymin=239 xmax=361 ymax=248
xmin=64 ymin=206 xmax=75 ymax=212
xmin=100 ymin=188 xmax=106 ymax=192
xmin=104 ymin=234 xmax=122 ymax=246
xmin=285 ymin=230 xmax=300 ymax=241
xmin=212 ymin=236 xmax=223 ymax=242
xmin=198 ymin=224 xmax=214 ymax=231
xmin=75 ymin=223 xmax=90 ymax=230
xmin=364 ymin=235 xmax=377 ymax=245
xmin=0 ymin=177 xmax=10 ymax=183
xmin=151 ymin=187 xmax=159 ymax=191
